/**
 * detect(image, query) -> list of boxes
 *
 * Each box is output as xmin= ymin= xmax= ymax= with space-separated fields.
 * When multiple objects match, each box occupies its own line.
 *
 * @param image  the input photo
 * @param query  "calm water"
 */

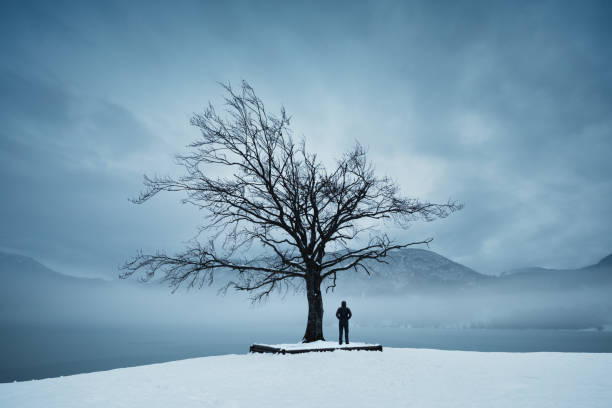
xmin=1 ymin=323 xmax=611 ymax=383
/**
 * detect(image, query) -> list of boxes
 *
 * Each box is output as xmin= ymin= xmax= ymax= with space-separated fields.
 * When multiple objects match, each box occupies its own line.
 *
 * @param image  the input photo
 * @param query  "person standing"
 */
xmin=336 ymin=300 xmax=352 ymax=345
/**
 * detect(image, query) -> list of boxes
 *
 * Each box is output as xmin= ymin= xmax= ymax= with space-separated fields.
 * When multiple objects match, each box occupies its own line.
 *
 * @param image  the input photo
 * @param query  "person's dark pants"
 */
xmin=339 ymin=321 xmax=349 ymax=344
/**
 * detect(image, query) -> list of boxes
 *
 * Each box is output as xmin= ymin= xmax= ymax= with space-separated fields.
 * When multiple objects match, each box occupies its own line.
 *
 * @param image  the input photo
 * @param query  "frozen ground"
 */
xmin=1 ymin=348 xmax=611 ymax=408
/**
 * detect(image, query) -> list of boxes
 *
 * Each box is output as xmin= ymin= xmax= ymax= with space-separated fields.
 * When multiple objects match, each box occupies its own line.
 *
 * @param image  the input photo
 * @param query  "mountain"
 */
xmin=496 ymin=253 xmax=612 ymax=291
xmin=0 ymin=248 xmax=490 ymax=302
xmin=2 ymin=251 xmax=74 ymax=281
xmin=336 ymin=248 xmax=488 ymax=294
xmin=335 ymin=249 xmax=612 ymax=295
xmin=592 ymin=253 xmax=612 ymax=268
xmin=3 ymin=249 xmax=610 ymax=297
xmin=1 ymin=249 xmax=610 ymax=331
xmin=0 ymin=251 xmax=114 ymax=324
xmin=502 ymin=253 xmax=612 ymax=276
xmin=0 ymin=251 xmax=106 ymax=288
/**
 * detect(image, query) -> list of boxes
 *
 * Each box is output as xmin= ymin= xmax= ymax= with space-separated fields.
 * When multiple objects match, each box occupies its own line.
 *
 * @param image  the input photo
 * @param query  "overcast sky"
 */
xmin=1 ymin=0 xmax=611 ymax=277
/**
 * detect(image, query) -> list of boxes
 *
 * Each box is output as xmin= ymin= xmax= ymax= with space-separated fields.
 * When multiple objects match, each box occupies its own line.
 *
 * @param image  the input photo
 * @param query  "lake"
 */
xmin=2 ymin=323 xmax=611 ymax=383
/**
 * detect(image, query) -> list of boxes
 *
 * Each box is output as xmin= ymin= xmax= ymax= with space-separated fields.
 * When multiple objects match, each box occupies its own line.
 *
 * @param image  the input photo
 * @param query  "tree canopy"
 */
xmin=121 ymin=82 xmax=462 ymax=341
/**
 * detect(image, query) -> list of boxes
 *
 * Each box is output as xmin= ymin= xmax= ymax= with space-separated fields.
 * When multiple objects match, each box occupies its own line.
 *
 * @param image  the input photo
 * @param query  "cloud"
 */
xmin=0 ymin=69 xmax=198 ymax=277
xmin=0 ymin=0 xmax=611 ymax=277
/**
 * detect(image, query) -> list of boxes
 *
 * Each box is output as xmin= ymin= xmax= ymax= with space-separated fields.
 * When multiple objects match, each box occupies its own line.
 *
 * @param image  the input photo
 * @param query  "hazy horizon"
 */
xmin=1 ymin=245 xmax=611 ymax=281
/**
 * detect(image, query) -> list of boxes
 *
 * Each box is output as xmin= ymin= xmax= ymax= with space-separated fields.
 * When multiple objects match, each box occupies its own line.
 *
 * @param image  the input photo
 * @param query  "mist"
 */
xmin=3 ymin=247 xmax=612 ymax=383
xmin=3 ymin=264 xmax=610 ymax=331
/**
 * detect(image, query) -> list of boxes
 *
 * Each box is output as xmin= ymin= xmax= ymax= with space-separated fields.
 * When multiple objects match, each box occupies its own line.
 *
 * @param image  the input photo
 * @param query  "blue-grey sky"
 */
xmin=1 ymin=0 xmax=611 ymax=277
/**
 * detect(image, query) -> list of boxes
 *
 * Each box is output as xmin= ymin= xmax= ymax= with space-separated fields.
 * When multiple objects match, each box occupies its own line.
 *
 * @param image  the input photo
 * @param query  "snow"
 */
xmin=260 ymin=340 xmax=378 ymax=350
xmin=1 ymin=348 xmax=611 ymax=408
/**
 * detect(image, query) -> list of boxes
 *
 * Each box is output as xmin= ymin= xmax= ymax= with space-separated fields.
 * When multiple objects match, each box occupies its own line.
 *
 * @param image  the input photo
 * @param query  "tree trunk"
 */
xmin=302 ymin=275 xmax=324 ymax=342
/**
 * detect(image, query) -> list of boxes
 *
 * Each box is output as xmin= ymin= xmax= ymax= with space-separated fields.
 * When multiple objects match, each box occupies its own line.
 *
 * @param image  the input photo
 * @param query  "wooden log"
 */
xmin=249 ymin=344 xmax=283 ymax=354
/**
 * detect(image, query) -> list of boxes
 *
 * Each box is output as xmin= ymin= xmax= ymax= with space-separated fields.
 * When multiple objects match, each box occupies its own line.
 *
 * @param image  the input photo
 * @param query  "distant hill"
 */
xmin=502 ymin=253 xmax=612 ymax=276
xmin=1 ymin=249 xmax=610 ymax=330
xmin=335 ymin=248 xmax=489 ymax=294
xmin=334 ymin=249 xmax=612 ymax=294
xmin=0 ymin=251 xmax=106 ymax=288
xmin=0 ymin=252 xmax=113 ymax=324
xmin=4 ymin=248 xmax=610 ymax=297
xmin=3 ymin=248 xmax=611 ymax=295
xmin=495 ymin=253 xmax=612 ymax=291
xmin=592 ymin=253 xmax=612 ymax=268
xmin=1 ymin=251 xmax=65 ymax=277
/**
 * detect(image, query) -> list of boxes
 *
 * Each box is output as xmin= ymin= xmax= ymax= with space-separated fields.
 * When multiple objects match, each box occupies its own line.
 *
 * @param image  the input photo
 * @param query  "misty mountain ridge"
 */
xmin=2 ymin=248 xmax=611 ymax=292
xmin=595 ymin=253 xmax=612 ymax=267
xmin=335 ymin=248 xmax=488 ymax=294
xmin=0 ymin=248 xmax=491 ymax=295
xmin=341 ymin=249 xmax=612 ymax=294
xmin=0 ymin=251 xmax=117 ymax=325
xmin=1 ymin=249 xmax=611 ymax=330
xmin=502 ymin=253 xmax=612 ymax=276
xmin=1 ymin=251 xmax=67 ymax=279
xmin=0 ymin=251 xmax=106 ymax=286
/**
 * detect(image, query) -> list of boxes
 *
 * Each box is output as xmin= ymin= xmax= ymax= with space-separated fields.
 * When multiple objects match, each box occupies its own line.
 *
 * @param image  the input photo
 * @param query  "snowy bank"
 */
xmin=1 ymin=348 xmax=611 ymax=408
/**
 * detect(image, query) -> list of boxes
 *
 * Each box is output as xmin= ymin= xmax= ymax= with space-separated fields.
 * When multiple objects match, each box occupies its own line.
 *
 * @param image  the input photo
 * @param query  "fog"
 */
xmin=3 ymin=274 xmax=610 ymax=332
xmin=2 ymin=249 xmax=611 ymax=382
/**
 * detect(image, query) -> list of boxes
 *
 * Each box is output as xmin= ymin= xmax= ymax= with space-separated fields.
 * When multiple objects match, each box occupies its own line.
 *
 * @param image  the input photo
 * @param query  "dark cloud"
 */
xmin=0 ymin=0 xmax=611 ymax=277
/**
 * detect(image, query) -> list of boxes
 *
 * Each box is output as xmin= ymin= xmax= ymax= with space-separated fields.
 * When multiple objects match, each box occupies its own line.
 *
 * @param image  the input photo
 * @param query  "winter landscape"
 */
xmin=2 ymin=1 xmax=612 ymax=407
xmin=3 ymin=347 xmax=612 ymax=408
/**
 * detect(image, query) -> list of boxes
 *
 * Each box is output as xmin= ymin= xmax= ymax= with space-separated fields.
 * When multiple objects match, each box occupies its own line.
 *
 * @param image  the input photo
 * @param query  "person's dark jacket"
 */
xmin=336 ymin=306 xmax=352 ymax=323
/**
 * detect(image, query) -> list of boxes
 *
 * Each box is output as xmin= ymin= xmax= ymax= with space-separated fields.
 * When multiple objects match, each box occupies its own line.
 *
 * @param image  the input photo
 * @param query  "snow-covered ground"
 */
xmin=1 ymin=348 xmax=611 ymax=408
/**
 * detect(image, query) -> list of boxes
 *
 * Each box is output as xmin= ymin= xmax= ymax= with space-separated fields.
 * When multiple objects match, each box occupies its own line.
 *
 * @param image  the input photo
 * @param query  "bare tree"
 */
xmin=121 ymin=82 xmax=462 ymax=342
